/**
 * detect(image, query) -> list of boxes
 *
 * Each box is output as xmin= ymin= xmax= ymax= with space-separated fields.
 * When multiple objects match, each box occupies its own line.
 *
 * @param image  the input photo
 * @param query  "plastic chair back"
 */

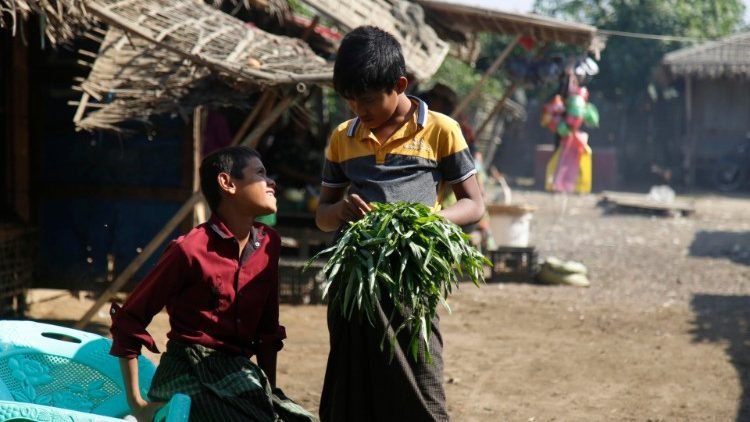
xmin=0 ymin=320 xmax=189 ymax=421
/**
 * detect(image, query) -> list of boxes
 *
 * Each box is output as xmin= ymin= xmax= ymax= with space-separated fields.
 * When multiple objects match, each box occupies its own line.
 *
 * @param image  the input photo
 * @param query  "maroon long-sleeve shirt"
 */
xmin=109 ymin=215 xmax=285 ymax=359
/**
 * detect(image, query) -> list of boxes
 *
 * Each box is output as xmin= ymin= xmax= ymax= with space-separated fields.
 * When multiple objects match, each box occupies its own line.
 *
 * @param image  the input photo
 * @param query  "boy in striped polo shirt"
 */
xmin=315 ymin=25 xmax=485 ymax=422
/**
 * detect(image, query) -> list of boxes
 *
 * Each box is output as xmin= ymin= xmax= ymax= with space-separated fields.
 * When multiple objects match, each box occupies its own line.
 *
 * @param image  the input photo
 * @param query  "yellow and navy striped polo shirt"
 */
xmin=322 ymin=96 xmax=476 ymax=207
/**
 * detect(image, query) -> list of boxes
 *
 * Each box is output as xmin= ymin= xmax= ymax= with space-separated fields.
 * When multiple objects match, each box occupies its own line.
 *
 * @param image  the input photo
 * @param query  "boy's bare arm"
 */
xmin=315 ymin=186 xmax=371 ymax=232
xmin=119 ymin=357 xmax=164 ymax=421
xmin=439 ymin=174 xmax=485 ymax=226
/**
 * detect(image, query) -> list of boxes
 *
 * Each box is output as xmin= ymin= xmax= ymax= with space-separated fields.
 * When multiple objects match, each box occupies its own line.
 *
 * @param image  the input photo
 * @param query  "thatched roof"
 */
xmin=297 ymin=0 xmax=450 ymax=81
xmin=86 ymin=0 xmax=331 ymax=86
xmin=663 ymin=31 xmax=750 ymax=79
xmin=0 ymin=0 xmax=285 ymax=45
xmin=74 ymin=27 xmax=256 ymax=132
xmin=414 ymin=0 xmax=605 ymax=56
xmin=0 ymin=0 xmax=92 ymax=44
xmin=69 ymin=0 xmax=332 ymax=131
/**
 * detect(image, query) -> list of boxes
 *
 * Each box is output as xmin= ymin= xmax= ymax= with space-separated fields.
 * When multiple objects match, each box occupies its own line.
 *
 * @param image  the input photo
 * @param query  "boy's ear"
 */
xmin=217 ymin=172 xmax=236 ymax=194
xmin=395 ymin=76 xmax=408 ymax=94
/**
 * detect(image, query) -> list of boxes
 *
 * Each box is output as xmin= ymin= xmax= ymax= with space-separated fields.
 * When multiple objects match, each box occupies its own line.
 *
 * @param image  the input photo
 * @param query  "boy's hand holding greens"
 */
xmin=308 ymin=201 xmax=489 ymax=362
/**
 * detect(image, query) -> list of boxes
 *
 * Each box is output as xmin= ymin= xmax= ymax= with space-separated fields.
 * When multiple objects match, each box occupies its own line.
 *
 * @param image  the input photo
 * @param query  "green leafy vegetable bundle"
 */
xmin=308 ymin=201 xmax=490 ymax=362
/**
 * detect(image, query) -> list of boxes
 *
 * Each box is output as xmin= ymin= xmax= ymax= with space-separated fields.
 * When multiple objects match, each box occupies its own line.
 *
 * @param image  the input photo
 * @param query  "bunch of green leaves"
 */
xmin=306 ymin=202 xmax=490 ymax=362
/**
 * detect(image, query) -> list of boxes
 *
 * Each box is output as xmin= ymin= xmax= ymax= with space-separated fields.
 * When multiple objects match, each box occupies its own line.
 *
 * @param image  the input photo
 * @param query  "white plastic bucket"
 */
xmin=486 ymin=204 xmax=536 ymax=247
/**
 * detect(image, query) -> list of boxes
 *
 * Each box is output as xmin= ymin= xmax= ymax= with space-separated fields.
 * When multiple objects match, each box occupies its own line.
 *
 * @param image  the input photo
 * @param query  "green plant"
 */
xmin=306 ymin=202 xmax=490 ymax=362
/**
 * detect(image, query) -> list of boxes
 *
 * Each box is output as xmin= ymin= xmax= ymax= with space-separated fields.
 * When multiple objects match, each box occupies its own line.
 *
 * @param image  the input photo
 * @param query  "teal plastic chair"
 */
xmin=0 ymin=320 xmax=190 ymax=422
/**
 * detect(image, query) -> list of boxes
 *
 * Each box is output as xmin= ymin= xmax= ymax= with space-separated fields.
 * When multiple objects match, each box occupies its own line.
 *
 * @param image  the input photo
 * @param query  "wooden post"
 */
xmin=74 ymin=192 xmax=204 ymax=329
xmin=474 ymin=83 xmax=518 ymax=140
xmin=192 ymin=106 xmax=207 ymax=225
xmin=683 ymin=75 xmax=695 ymax=188
xmin=230 ymin=89 xmax=275 ymax=146
xmin=11 ymin=34 xmax=30 ymax=222
xmin=301 ymin=15 xmax=320 ymax=41
xmin=474 ymin=82 xmax=518 ymax=164
xmin=240 ymin=95 xmax=298 ymax=149
xmin=451 ymin=35 xmax=520 ymax=119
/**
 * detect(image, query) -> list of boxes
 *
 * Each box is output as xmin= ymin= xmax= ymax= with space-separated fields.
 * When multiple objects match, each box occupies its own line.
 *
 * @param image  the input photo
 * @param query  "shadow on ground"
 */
xmin=689 ymin=231 xmax=750 ymax=266
xmin=691 ymin=294 xmax=750 ymax=422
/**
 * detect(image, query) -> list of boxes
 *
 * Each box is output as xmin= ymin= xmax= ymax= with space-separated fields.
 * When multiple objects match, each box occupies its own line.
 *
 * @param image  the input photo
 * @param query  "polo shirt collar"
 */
xmin=208 ymin=214 xmax=260 ymax=246
xmin=346 ymin=95 xmax=429 ymax=138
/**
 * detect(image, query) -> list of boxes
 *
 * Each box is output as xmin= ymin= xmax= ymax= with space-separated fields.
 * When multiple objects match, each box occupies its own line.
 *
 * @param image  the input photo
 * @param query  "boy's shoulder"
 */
xmin=425 ymin=109 xmax=460 ymax=131
xmin=331 ymin=118 xmax=357 ymax=138
xmin=167 ymin=223 xmax=211 ymax=255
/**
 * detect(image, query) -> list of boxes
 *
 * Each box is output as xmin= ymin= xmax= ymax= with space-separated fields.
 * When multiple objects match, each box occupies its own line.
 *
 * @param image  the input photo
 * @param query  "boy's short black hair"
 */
xmin=200 ymin=146 xmax=261 ymax=213
xmin=333 ymin=25 xmax=406 ymax=99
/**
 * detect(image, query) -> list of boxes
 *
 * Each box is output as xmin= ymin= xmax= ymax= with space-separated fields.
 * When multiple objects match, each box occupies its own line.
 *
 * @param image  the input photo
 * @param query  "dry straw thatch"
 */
xmin=70 ymin=0 xmax=332 ymax=131
xmin=85 ymin=0 xmax=331 ymax=85
xmin=298 ymin=0 xmax=449 ymax=81
xmin=0 ymin=0 xmax=92 ymax=44
xmin=0 ymin=0 xmax=286 ymax=44
xmin=663 ymin=31 xmax=750 ymax=79
xmin=73 ymin=26 xmax=257 ymax=132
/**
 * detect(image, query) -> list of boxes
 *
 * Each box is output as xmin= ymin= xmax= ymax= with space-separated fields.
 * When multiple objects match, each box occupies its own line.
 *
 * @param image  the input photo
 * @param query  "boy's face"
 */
xmin=345 ymin=77 xmax=407 ymax=130
xmin=231 ymin=157 xmax=277 ymax=216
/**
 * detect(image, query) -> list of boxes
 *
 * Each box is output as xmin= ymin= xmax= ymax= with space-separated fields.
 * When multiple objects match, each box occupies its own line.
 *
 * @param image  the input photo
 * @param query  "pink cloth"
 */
xmin=552 ymin=131 xmax=588 ymax=192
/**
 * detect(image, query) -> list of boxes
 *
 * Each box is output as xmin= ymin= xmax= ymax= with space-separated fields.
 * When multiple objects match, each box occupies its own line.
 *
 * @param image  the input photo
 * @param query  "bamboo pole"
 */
xmin=451 ymin=35 xmax=520 ymax=119
xmin=192 ymin=106 xmax=207 ymax=225
xmin=240 ymin=94 xmax=297 ymax=149
xmin=684 ymin=75 xmax=696 ymax=188
xmin=473 ymin=83 xmax=518 ymax=161
xmin=74 ymin=192 xmax=203 ymax=329
xmin=474 ymin=82 xmax=519 ymax=140
xmin=230 ymin=89 xmax=276 ymax=146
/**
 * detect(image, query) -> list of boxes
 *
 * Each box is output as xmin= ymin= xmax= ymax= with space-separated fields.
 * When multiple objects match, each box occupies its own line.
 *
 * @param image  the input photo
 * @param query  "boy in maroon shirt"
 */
xmin=110 ymin=146 xmax=316 ymax=421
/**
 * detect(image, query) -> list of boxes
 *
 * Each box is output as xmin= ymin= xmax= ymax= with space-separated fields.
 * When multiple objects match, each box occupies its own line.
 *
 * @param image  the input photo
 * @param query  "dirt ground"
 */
xmin=24 ymin=189 xmax=750 ymax=421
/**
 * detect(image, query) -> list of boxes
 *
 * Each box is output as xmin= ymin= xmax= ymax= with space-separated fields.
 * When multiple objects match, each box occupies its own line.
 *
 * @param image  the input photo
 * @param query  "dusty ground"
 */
xmin=24 ymin=189 xmax=750 ymax=421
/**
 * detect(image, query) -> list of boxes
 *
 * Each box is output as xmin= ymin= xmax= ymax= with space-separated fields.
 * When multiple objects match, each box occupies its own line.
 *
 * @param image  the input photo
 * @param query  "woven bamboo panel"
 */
xmin=74 ymin=26 xmax=255 ymax=132
xmin=298 ymin=0 xmax=449 ymax=81
xmin=85 ymin=0 xmax=332 ymax=85
xmin=74 ymin=0 xmax=333 ymax=131
xmin=0 ymin=0 xmax=286 ymax=45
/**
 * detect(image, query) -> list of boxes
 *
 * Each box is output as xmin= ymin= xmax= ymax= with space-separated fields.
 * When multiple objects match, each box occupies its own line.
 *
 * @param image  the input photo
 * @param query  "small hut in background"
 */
xmin=662 ymin=31 xmax=750 ymax=188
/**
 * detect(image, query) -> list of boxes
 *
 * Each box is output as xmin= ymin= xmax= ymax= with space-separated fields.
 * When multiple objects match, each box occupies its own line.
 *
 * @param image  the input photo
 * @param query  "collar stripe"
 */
xmin=414 ymin=95 xmax=428 ymax=126
xmin=347 ymin=117 xmax=360 ymax=137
